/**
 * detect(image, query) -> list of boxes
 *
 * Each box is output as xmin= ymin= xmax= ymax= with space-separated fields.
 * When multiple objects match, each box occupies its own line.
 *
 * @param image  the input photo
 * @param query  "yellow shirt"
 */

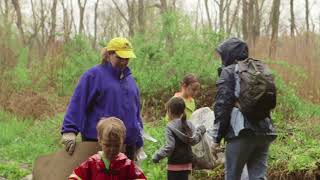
xmin=165 ymin=92 xmax=196 ymax=121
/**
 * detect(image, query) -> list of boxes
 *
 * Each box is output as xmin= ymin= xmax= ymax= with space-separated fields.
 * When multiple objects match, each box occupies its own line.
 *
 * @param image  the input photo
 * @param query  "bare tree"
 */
xmin=242 ymin=0 xmax=248 ymax=40
xmin=227 ymin=0 xmax=241 ymax=35
xmin=159 ymin=0 xmax=168 ymax=13
xmin=11 ymin=0 xmax=25 ymax=44
xmin=204 ymin=0 xmax=213 ymax=30
xmin=78 ymin=0 xmax=87 ymax=34
xmin=253 ymin=0 xmax=262 ymax=42
xmin=0 ymin=0 xmax=13 ymax=37
xmin=290 ymin=0 xmax=296 ymax=37
xmin=69 ymin=0 xmax=77 ymax=35
xmin=93 ymin=0 xmax=100 ymax=48
xmin=305 ymin=0 xmax=309 ymax=41
xmin=214 ymin=0 xmax=231 ymax=31
xmin=112 ymin=0 xmax=135 ymax=37
xmin=138 ymin=0 xmax=145 ymax=34
xmin=247 ymin=0 xmax=254 ymax=45
xmin=39 ymin=0 xmax=48 ymax=46
xmin=60 ymin=0 xmax=71 ymax=42
xmin=126 ymin=0 xmax=135 ymax=37
xmin=30 ymin=0 xmax=40 ymax=47
xmin=247 ymin=0 xmax=263 ymax=46
xmin=48 ymin=0 xmax=58 ymax=44
xmin=269 ymin=0 xmax=281 ymax=59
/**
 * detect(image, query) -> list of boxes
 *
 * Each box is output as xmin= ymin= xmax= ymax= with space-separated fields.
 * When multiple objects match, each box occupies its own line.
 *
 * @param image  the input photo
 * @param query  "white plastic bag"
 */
xmin=190 ymin=107 xmax=219 ymax=169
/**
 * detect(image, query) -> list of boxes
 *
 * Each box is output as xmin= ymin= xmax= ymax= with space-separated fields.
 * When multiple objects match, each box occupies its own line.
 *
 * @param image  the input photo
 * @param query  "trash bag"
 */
xmin=190 ymin=107 xmax=220 ymax=170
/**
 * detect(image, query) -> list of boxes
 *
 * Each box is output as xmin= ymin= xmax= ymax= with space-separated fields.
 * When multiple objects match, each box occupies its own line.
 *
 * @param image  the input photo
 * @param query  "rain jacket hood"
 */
xmin=216 ymin=37 xmax=249 ymax=66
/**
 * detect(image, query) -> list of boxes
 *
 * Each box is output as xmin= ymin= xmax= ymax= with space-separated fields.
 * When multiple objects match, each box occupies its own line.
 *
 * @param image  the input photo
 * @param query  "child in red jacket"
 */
xmin=69 ymin=117 xmax=146 ymax=180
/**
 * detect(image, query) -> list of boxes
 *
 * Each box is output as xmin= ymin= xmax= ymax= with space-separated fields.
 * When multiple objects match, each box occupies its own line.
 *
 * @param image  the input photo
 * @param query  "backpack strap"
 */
xmin=234 ymin=64 xmax=240 ymax=98
xmin=234 ymin=64 xmax=241 ymax=109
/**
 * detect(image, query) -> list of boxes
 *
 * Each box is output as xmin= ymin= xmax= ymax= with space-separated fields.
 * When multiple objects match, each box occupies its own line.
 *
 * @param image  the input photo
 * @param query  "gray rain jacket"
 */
xmin=214 ymin=37 xmax=277 ymax=144
xmin=152 ymin=119 xmax=206 ymax=164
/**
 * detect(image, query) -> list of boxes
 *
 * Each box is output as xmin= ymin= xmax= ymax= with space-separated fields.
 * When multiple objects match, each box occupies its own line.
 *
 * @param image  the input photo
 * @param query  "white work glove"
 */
xmin=62 ymin=132 xmax=76 ymax=155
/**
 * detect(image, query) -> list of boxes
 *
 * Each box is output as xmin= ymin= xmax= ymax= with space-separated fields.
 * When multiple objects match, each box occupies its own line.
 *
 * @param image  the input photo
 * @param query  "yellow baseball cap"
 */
xmin=106 ymin=37 xmax=136 ymax=59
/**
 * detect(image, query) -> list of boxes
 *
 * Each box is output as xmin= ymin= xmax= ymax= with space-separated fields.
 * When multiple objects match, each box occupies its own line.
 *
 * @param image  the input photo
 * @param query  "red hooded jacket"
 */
xmin=69 ymin=152 xmax=146 ymax=180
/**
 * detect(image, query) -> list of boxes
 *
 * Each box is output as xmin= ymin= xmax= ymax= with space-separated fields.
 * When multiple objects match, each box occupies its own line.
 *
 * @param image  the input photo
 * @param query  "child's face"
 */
xmin=183 ymin=82 xmax=200 ymax=98
xmin=100 ymin=137 xmax=122 ymax=160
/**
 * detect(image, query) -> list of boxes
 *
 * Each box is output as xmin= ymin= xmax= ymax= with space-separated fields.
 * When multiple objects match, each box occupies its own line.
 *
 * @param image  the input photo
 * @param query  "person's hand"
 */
xmin=62 ymin=132 xmax=76 ymax=155
xmin=152 ymin=154 xmax=160 ymax=163
xmin=197 ymin=125 xmax=206 ymax=135
xmin=152 ymin=158 xmax=159 ymax=163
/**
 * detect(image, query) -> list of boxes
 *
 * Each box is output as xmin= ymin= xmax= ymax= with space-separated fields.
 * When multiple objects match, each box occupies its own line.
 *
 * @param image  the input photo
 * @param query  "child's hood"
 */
xmin=167 ymin=119 xmax=197 ymax=145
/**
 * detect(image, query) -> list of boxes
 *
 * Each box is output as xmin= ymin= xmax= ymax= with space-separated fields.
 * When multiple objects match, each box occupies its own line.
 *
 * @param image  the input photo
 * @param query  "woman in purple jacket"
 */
xmin=61 ymin=37 xmax=143 ymax=160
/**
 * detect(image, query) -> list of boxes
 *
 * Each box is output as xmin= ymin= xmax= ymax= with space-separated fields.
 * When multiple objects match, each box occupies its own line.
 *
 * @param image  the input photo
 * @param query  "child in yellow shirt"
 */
xmin=166 ymin=74 xmax=200 ymax=121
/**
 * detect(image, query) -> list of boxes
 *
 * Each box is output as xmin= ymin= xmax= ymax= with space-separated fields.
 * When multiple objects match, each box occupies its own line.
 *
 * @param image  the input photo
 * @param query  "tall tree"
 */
xmin=39 ymin=0 xmax=47 ymax=46
xmin=112 ymin=0 xmax=135 ymax=37
xmin=126 ymin=0 xmax=135 ymax=37
xmin=241 ymin=0 xmax=248 ymax=40
xmin=48 ymin=0 xmax=58 ymax=45
xmin=11 ymin=0 xmax=25 ymax=44
xmin=93 ymin=0 xmax=100 ymax=48
xmin=204 ymin=0 xmax=213 ymax=30
xmin=305 ymin=0 xmax=309 ymax=41
xmin=214 ymin=0 xmax=231 ymax=31
xmin=269 ymin=0 xmax=281 ymax=59
xmin=227 ymin=0 xmax=241 ymax=35
xmin=60 ymin=0 xmax=72 ymax=42
xmin=137 ymin=0 xmax=145 ymax=34
xmin=290 ymin=0 xmax=296 ymax=37
xmin=247 ymin=0 xmax=254 ymax=45
xmin=78 ymin=0 xmax=87 ymax=34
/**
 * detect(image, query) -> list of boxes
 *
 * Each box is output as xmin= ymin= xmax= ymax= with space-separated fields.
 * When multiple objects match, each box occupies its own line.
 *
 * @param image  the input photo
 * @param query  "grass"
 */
xmin=1 ymin=63 xmax=320 ymax=179
xmin=1 ymin=94 xmax=320 ymax=179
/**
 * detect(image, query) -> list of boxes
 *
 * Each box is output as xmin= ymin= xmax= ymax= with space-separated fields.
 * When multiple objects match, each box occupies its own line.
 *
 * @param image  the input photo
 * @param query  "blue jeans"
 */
xmin=225 ymin=136 xmax=273 ymax=180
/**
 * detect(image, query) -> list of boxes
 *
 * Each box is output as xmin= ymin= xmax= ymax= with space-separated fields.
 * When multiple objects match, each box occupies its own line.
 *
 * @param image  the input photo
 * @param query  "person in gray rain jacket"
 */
xmin=152 ymin=97 xmax=206 ymax=180
xmin=212 ymin=37 xmax=277 ymax=180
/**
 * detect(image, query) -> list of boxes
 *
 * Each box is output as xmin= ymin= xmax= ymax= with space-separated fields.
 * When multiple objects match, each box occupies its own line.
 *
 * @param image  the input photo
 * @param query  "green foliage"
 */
xmin=56 ymin=35 xmax=99 ymax=95
xmin=0 ymin=163 xmax=29 ymax=180
xmin=130 ymin=13 xmax=224 ymax=98
xmin=1 ymin=8 xmax=320 ymax=180
xmin=267 ymin=62 xmax=320 ymax=173
xmin=5 ymin=48 xmax=32 ymax=90
xmin=140 ymin=120 xmax=167 ymax=179
xmin=0 ymin=111 xmax=61 ymax=164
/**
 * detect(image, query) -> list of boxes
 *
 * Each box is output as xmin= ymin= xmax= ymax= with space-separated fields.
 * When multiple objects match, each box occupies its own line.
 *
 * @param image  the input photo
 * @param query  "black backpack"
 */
xmin=235 ymin=58 xmax=277 ymax=120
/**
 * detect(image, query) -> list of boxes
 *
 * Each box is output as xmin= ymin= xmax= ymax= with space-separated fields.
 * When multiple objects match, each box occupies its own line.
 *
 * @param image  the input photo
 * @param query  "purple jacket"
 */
xmin=61 ymin=62 xmax=143 ymax=148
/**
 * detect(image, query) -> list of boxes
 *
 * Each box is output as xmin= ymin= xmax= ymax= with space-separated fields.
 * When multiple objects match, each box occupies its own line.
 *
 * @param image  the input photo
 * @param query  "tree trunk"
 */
xmin=78 ymin=0 xmax=87 ymax=34
xmin=61 ymin=0 xmax=71 ymax=42
xmin=219 ymin=0 xmax=224 ymax=31
xmin=93 ymin=0 xmax=100 ymax=48
xmin=48 ymin=0 xmax=58 ymax=45
xmin=159 ymin=0 xmax=167 ymax=14
xmin=247 ymin=0 xmax=254 ymax=46
xmin=242 ymin=0 xmax=248 ymax=40
xmin=39 ymin=0 xmax=46 ymax=46
xmin=70 ymin=0 xmax=77 ymax=35
xmin=269 ymin=0 xmax=281 ymax=59
xmin=11 ymin=0 xmax=25 ymax=44
xmin=290 ymin=0 xmax=296 ymax=37
xmin=305 ymin=0 xmax=309 ymax=41
xmin=138 ymin=0 xmax=145 ymax=34
xmin=253 ymin=0 xmax=261 ymax=43
xmin=126 ymin=0 xmax=135 ymax=37
xmin=204 ymin=0 xmax=213 ymax=30
xmin=227 ymin=0 xmax=241 ymax=35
